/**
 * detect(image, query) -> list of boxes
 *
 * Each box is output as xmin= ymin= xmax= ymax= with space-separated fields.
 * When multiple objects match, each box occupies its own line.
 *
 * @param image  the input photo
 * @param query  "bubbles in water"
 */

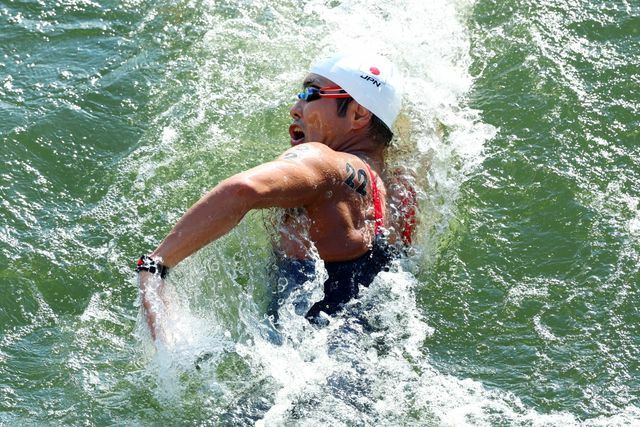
xmin=121 ymin=0 xmax=607 ymax=425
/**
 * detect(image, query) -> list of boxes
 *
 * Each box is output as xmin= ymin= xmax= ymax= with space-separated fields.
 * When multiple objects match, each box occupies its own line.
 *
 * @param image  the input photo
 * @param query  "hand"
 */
xmin=138 ymin=271 xmax=165 ymax=341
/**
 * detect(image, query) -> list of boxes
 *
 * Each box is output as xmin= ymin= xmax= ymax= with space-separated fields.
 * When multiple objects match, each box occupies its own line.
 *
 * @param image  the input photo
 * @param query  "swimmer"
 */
xmin=136 ymin=52 xmax=416 ymax=338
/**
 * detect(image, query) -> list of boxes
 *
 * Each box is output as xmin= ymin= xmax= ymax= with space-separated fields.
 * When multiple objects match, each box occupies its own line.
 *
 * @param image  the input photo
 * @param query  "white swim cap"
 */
xmin=310 ymin=51 xmax=402 ymax=131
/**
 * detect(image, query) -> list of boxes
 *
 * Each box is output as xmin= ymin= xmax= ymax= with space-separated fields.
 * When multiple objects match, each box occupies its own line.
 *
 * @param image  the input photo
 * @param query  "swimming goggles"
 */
xmin=297 ymin=86 xmax=351 ymax=101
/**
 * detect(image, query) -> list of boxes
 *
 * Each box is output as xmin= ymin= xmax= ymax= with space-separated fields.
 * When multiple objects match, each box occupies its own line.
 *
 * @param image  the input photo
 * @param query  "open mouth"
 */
xmin=288 ymin=124 xmax=305 ymax=146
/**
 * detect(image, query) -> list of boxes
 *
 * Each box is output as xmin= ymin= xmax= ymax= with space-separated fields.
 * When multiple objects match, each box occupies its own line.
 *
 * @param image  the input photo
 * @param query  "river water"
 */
xmin=1 ymin=0 xmax=638 ymax=425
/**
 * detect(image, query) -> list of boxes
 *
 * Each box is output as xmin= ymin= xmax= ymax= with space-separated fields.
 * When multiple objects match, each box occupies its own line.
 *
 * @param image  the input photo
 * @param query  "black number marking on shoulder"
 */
xmin=344 ymin=162 xmax=368 ymax=197
xmin=356 ymin=169 xmax=368 ymax=196
xmin=345 ymin=163 xmax=356 ymax=188
xmin=283 ymin=152 xmax=298 ymax=160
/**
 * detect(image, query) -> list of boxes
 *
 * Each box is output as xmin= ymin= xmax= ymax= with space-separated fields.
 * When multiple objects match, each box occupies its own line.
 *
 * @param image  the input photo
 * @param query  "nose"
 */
xmin=290 ymin=99 xmax=302 ymax=119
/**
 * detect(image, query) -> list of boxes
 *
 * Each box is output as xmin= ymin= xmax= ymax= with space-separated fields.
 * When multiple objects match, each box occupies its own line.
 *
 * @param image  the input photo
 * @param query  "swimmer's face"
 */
xmin=289 ymin=74 xmax=352 ymax=148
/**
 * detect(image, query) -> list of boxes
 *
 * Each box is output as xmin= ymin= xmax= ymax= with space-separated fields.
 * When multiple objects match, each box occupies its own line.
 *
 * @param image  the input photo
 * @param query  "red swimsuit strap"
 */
xmin=363 ymin=162 xmax=384 ymax=235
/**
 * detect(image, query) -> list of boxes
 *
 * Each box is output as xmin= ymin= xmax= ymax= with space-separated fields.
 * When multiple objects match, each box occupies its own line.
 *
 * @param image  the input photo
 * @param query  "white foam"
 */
xmin=124 ymin=0 xmax=558 ymax=423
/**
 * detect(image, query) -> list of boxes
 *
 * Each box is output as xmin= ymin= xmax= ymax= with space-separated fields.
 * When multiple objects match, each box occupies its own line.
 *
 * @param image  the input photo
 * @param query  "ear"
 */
xmin=350 ymin=102 xmax=372 ymax=131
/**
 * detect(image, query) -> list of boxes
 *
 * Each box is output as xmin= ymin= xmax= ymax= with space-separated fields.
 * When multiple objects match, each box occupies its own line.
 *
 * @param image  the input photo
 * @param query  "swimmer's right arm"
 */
xmin=139 ymin=167 xmax=289 ymax=341
xmin=138 ymin=144 xmax=335 ymax=341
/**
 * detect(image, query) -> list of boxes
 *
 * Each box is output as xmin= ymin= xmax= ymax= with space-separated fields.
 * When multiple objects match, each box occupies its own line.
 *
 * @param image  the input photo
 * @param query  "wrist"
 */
xmin=135 ymin=255 xmax=169 ymax=278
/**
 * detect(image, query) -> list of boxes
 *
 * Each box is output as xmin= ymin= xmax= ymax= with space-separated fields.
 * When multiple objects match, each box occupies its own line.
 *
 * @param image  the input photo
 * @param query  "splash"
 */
xmin=124 ymin=0 xmax=505 ymax=424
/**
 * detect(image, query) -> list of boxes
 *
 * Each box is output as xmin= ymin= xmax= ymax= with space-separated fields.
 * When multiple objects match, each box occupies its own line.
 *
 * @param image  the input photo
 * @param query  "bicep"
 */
xmin=235 ymin=157 xmax=335 ymax=209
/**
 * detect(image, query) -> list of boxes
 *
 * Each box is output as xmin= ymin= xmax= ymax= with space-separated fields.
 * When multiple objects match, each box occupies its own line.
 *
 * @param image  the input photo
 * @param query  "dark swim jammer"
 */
xmin=308 ymin=235 xmax=398 ymax=321
xmin=272 ymin=235 xmax=399 ymax=323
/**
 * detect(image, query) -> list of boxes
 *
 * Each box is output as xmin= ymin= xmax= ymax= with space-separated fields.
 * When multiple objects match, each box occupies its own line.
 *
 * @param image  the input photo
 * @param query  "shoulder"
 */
xmin=277 ymin=143 xmax=382 ymax=190
xmin=278 ymin=142 xmax=337 ymax=162
xmin=277 ymin=143 xmax=351 ymax=176
xmin=280 ymin=143 xmax=364 ymax=168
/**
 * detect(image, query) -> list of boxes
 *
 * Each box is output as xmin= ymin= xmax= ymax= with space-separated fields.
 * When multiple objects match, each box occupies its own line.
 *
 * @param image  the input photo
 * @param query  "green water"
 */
xmin=1 ymin=0 xmax=638 ymax=425
xmin=423 ymin=0 xmax=640 ymax=418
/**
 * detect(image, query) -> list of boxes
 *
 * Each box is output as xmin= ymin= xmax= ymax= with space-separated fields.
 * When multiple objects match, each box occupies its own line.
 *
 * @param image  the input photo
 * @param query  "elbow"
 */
xmin=219 ymin=175 xmax=265 ymax=212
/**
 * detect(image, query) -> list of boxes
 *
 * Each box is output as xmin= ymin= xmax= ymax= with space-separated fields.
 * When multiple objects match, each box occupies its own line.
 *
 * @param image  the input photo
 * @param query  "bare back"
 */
xmin=274 ymin=143 xmax=387 ymax=261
